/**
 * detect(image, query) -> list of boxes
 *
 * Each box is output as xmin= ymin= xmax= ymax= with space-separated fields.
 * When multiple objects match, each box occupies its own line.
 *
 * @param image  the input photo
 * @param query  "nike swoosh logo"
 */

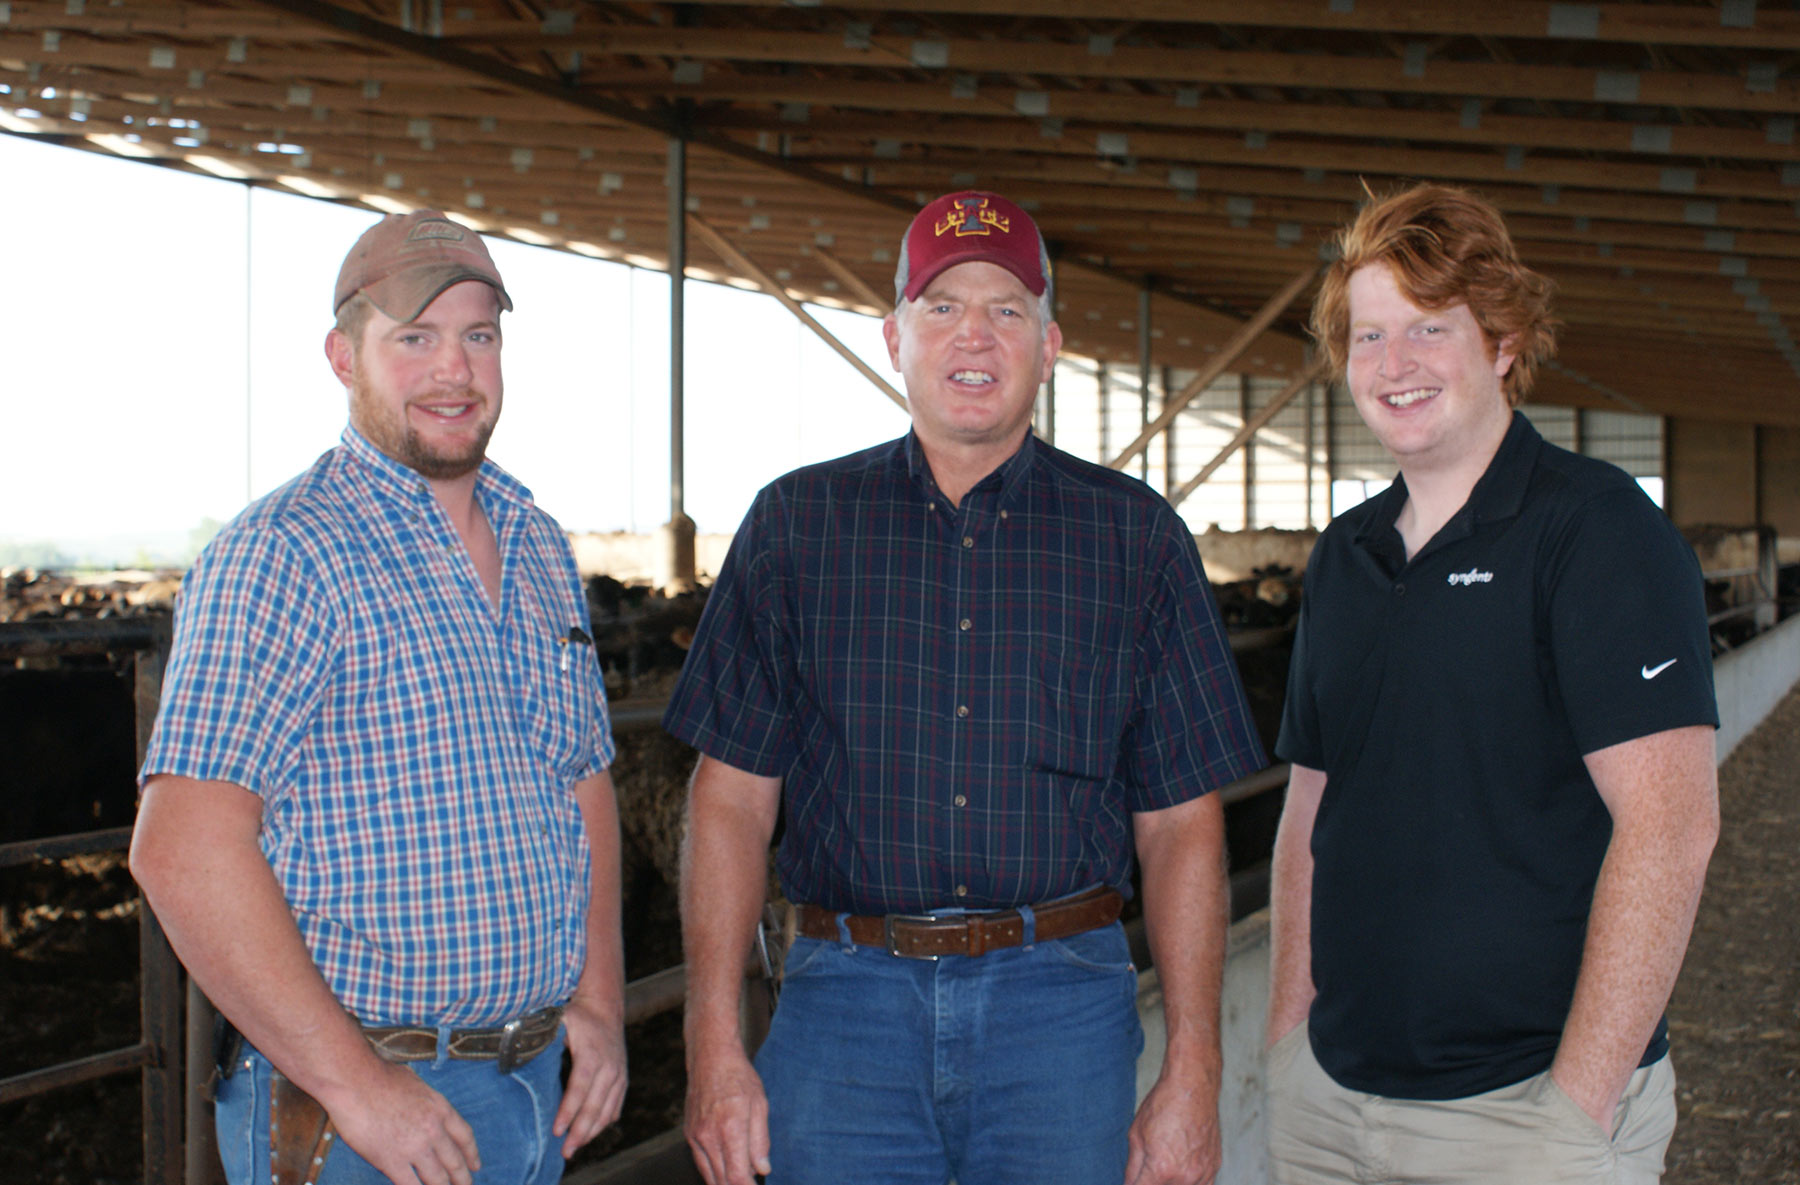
xmin=1641 ymin=659 xmax=1678 ymax=680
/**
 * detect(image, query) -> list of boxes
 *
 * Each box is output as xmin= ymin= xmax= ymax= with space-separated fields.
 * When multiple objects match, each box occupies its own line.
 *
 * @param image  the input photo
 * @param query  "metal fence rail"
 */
xmin=1 ymin=617 xmax=180 ymax=1185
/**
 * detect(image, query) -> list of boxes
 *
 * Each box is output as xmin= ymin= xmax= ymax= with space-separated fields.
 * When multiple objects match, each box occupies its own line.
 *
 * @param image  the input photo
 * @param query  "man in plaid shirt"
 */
xmin=668 ymin=190 xmax=1265 ymax=1185
xmin=131 ymin=211 xmax=626 ymax=1185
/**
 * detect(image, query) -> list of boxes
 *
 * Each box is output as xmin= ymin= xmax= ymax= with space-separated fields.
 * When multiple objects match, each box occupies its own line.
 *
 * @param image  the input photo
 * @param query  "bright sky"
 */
xmin=2 ymin=132 xmax=911 ymax=564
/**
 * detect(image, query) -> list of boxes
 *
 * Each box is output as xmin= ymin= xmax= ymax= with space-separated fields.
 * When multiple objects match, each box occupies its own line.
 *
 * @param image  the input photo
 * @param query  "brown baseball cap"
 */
xmin=333 ymin=210 xmax=513 ymax=323
xmin=894 ymin=190 xmax=1050 ymax=304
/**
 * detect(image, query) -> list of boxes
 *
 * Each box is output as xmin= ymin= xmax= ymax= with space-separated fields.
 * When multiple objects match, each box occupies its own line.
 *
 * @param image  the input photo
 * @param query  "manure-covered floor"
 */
xmin=1664 ymin=682 xmax=1800 ymax=1183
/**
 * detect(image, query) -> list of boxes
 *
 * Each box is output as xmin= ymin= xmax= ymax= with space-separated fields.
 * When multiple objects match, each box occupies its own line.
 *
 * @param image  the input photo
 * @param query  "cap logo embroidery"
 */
xmin=935 ymin=196 xmax=1010 ymax=238
xmin=406 ymin=220 xmax=467 ymax=243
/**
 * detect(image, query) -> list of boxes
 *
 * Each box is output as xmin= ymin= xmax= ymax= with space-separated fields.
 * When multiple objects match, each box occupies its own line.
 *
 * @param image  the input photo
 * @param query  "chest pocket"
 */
xmin=1025 ymin=640 xmax=1124 ymax=782
xmin=513 ymin=610 xmax=598 ymax=782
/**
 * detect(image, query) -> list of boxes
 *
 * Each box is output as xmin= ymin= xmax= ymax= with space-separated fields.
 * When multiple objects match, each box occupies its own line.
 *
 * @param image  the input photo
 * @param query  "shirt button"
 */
xmin=962 ymin=536 xmax=974 ymax=548
xmin=955 ymin=885 xmax=968 ymax=898
xmin=1395 ymin=583 xmax=1406 ymax=596
xmin=959 ymin=618 xmax=972 ymax=631
xmin=954 ymin=794 xmax=967 ymax=807
xmin=999 ymin=509 xmax=1009 ymax=520
xmin=956 ymin=704 xmax=970 ymax=719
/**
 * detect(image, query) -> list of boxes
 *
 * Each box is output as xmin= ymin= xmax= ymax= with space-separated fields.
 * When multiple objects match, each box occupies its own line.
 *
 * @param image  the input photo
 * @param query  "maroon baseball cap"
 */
xmin=333 ymin=210 xmax=513 ymax=323
xmin=895 ymin=190 xmax=1050 ymax=304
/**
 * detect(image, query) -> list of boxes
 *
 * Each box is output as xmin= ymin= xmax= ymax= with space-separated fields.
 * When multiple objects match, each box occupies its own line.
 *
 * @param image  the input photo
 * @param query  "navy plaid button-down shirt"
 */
xmin=664 ymin=431 xmax=1263 ymax=915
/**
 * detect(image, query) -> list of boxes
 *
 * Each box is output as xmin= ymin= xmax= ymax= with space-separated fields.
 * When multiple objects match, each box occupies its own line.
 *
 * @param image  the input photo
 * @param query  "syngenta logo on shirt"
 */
xmin=1446 ymin=568 xmax=1495 ymax=586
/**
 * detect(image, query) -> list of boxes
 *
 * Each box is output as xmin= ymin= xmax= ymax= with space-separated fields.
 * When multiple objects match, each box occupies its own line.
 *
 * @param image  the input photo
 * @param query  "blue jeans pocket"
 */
xmin=779 ymin=934 xmax=841 ymax=981
xmin=1043 ymin=922 xmax=1135 ymax=973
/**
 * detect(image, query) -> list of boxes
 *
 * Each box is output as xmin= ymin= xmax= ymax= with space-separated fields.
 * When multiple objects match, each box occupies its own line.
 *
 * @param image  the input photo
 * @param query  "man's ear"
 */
xmin=882 ymin=312 xmax=903 ymax=372
xmin=325 ymin=328 xmax=355 ymax=390
xmin=1492 ymin=333 xmax=1518 ymax=379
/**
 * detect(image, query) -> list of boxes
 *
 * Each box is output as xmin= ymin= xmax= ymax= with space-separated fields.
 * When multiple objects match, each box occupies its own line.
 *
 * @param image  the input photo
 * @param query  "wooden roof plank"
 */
xmin=659 ymin=0 xmax=1800 ymax=54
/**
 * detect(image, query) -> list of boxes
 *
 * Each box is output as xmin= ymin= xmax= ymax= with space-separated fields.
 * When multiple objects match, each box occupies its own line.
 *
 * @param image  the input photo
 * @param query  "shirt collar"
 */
xmin=901 ymin=429 xmax=1040 ymax=506
xmin=1352 ymin=411 xmax=1542 ymax=553
xmin=1462 ymin=410 xmax=1541 ymax=525
xmin=339 ymin=424 xmax=537 ymax=515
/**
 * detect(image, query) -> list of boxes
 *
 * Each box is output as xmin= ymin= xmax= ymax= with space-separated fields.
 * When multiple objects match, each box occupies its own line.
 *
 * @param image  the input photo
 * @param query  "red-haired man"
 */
xmin=1267 ymin=183 xmax=1719 ymax=1183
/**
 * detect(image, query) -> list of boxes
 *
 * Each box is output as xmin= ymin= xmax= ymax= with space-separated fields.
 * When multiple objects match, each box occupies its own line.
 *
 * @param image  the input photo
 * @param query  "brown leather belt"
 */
xmin=362 ymin=1006 xmax=564 ymax=1074
xmin=794 ymin=886 xmax=1123 ymax=960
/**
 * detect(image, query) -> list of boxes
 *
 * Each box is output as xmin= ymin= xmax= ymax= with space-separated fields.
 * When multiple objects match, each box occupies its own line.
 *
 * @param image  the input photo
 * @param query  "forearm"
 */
xmin=1554 ymin=726 xmax=1718 ymax=1121
xmin=556 ymin=770 xmax=631 ymax=1152
xmin=1552 ymin=819 xmax=1714 ymax=1113
xmin=1137 ymin=793 xmax=1228 ymax=1085
xmin=136 ymin=776 xmax=488 ymax=1182
xmin=571 ymin=771 xmax=626 ymax=1023
xmin=679 ymin=758 xmax=781 ymax=1061
xmin=130 ymin=776 xmax=387 ymax=1109
xmin=1265 ymin=764 xmax=1324 ymax=1045
xmin=1124 ymin=793 xmax=1229 ymax=1185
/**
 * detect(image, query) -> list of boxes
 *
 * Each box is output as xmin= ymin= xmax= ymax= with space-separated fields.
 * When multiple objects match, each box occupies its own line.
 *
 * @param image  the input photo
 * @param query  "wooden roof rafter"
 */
xmin=2 ymin=0 xmax=1798 ymax=422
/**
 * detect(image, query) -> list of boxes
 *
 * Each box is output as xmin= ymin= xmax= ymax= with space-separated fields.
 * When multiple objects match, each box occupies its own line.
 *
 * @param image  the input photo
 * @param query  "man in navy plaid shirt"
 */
xmin=131 ymin=211 xmax=626 ymax=1185
xmin=668 ymin=190 xmax=1265 ymax=1185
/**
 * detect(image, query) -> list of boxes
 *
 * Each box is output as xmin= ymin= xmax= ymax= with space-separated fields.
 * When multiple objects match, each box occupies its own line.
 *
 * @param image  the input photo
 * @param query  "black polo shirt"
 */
xmin=1276 ymin=412 xmax=1718 ymax=1100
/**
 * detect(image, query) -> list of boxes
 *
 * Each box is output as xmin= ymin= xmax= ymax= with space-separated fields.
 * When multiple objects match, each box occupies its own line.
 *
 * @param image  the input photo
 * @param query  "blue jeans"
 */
xmin=214 ymin=1031 xmax=567 ymax=1185
xmin=754 ymin=918 xmax=1143 ymax=1185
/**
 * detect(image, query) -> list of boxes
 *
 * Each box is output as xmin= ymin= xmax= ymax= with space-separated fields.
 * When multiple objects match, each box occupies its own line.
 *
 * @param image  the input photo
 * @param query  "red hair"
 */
xmin=1311 ymin=183 xmax=1558 ymax=405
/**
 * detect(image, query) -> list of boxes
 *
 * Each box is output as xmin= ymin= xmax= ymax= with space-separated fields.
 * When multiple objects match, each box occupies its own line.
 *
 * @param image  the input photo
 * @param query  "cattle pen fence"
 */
xmin=0 ymin=615 xmax=1291 ymax=1185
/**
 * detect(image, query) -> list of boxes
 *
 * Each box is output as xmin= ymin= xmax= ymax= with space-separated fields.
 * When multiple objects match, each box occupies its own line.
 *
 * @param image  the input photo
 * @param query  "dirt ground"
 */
xmin=1663 ymin=682 xmax=1800 ymax=1184
xmin=5 ymin=684 xmax=1797 ymax=1182
xmin=0 ymin=854 xmax=690 ymax=1185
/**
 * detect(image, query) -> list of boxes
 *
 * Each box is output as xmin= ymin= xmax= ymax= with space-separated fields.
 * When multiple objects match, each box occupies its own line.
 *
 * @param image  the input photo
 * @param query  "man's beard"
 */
xmin=351 ymin=377 xmax=497 ymax=480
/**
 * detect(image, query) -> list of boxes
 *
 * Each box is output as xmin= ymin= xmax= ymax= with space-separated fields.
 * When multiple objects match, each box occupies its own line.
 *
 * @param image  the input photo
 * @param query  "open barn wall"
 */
xmin=1669 ymin=418 xmax=1761 ymax=527
xmin=1760 ymin=426 xmax=1800 ymax=563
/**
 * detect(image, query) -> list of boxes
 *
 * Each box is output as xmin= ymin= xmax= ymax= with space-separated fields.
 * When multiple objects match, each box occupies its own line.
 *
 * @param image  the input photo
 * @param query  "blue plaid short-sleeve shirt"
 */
xmin=142 ymin=427 xmax=612 ymax=1027
xmin=663 ymin=432 xmax=1264 ymax=915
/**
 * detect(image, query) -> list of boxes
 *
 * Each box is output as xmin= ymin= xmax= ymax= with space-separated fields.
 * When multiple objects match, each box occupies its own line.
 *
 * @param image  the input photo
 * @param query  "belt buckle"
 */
xmin=495 ymin=1016 xmax=525 ymax=1074
xmin=884 ymin=912 xmax=942 ymax=960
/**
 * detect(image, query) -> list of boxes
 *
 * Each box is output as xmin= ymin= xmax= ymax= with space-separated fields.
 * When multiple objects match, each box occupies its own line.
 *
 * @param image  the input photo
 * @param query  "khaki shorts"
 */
xmin=1266 ymin=1022 xmax=1677 ymax=1185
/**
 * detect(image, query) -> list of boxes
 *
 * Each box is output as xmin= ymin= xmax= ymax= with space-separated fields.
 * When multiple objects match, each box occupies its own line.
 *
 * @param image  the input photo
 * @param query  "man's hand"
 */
xmin=324 ymin=1059 xmax=481 ymax=1185
xmin=555 ymin=994 xmax=629 ymax=1157
xmin=1124 ymin=1067 xmax=1222 ymax=1185
xmin=683 ymin=1042 xmax=772 ymax=1185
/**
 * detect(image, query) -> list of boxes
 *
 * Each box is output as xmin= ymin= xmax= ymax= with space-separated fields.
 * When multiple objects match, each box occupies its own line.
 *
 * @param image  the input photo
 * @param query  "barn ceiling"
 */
xmin=5 ymin=0 xmax=1800 ymax=426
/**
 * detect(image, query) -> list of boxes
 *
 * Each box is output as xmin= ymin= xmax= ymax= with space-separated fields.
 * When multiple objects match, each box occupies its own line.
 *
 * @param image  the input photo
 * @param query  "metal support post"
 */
xmin=1096 ymin=361 xmax=1109 ymax=462
xmin=1138 ymin=282 xmax=1153 ymax=483
xmin=1240 ymin=374 xmax=1254 ymax=529
xmin=1323 ymin=375 xmax=1337 ymax=517
xmin=1304 ymin=367 xmax=1316 ymax=529
xmin=662 ymin=134 xmax=696 ymax=592
xmin=1039 ymin=258 xmax=1058 ymax=445
xmin=1162 ymin=365 xmax=1177 ymax=499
